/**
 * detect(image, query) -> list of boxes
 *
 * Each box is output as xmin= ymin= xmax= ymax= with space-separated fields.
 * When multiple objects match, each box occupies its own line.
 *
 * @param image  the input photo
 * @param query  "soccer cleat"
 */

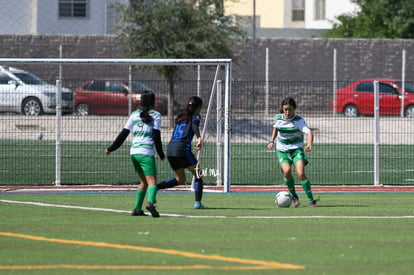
xmin=131 ymin=209 xmax=147 ymax=216
xmin=309 ymin=197 xmax=320 ymax=207
xmin=309 ymin=200 xmax=317 ymax=207
xmin=194 ymin=201 xmax=207 ymax=209
xmin=292 ymin=195 xmax=300 ymax=207
xmin=145 ymin=202 xmax=160 ymax=218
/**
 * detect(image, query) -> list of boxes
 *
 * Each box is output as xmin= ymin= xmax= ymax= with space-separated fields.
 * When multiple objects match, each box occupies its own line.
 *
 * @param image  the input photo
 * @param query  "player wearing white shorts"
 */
xmin=267 ymin=97 xmax=318 ymax=207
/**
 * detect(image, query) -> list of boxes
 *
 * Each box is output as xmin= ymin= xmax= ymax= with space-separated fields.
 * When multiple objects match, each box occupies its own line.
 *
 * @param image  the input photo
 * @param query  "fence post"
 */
xmin=128 ymin=65 xmax=132 ymax=115
xmin=224 ymin=62 xmax=231 ymax=193
xmin=401 ymin=49 xmax=406 ymax=117
xmin=55 ymin=79 xmax=62 ymax=186
xmin=217 ymin=80 xmax=223 ymax=187
xmin=333 ymin=48 xmax=337 ymax=117
xmin=265 ymin=47 xmax=269 ymax=117
xmin=373 ymin=80 xmax=380 ymax=186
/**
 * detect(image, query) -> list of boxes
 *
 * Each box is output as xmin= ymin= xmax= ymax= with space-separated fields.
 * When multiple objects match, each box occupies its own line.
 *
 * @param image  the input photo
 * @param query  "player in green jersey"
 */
xmin=105 ymin=91 xmax=165 ymax=217
xmin=267 ymin=97 xmax=318 ymax=207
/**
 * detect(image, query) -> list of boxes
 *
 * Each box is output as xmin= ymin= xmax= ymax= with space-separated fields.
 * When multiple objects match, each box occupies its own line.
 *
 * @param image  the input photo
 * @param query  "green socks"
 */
xmin=284 ymin=178 xmax=314 ymax=202
xmin=284 ymin=178 xmax=297 ymax=198
xmin=134 ymin=189 xmax=146 ymax=211
xmin=147 ymin=185 xmax=158 ymax=204
xmin=134 ymin=185 xmax=158 ymax=211
xmin=301 ymin=179 xmax=314 ymax=202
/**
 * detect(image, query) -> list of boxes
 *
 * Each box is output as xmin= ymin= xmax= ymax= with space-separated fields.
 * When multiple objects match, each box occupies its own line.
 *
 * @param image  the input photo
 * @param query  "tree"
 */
xmin=117 ymin=0 xmax=245 ymax=127
xmin=325 ymin=0 xmax=414 ymax=38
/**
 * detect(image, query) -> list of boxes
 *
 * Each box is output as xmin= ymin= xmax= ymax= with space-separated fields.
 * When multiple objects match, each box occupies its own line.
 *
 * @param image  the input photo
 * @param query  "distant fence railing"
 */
xmin=1 ymin=61 xmax=413 ymax=186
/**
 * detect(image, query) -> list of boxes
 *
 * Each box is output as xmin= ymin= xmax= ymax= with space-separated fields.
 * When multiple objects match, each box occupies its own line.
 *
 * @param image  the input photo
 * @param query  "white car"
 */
xmin=0 ymin=66 xmax=74 ymax=115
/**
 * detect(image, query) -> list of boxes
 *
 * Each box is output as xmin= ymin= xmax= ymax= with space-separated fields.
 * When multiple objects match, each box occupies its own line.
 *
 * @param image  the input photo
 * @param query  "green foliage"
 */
xmin=325 ymin=0 xmax=414 ymax=38
xmin=118 ymin=0 xmax=245 ymax=80
xmin=116 ymin=0 xmax=245 ymax=127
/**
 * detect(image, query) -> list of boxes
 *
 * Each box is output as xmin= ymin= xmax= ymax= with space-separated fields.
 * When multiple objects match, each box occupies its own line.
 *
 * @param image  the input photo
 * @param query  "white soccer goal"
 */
xmin=0 ymin=58 xmax=232 ymax=192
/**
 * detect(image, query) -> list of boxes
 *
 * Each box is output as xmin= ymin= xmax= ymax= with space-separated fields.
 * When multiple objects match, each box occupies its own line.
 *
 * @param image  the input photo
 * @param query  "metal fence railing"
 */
xmin=1 ymin=63 xmax=414 ymax=186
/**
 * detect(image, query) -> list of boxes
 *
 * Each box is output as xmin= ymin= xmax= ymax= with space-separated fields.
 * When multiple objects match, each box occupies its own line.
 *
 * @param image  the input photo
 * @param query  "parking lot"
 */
xmin=1 ymin=114 xmax=413 ymax=145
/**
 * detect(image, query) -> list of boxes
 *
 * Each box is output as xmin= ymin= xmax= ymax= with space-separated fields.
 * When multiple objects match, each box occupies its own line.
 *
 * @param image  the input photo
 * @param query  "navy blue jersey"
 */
xmin=167 ymin=113 xmax=201 ymax=156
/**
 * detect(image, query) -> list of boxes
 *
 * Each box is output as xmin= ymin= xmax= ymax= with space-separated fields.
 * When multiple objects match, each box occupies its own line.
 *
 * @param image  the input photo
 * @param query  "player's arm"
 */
xmin=105 ymin=128 xmax=130 ymax=154
xmin=304 ymin=131 xmax=313 ymax=152
xmin=192 ymin=118 xmax=202 ymax=150
xmin=153 ymin=129 xmax=165 ymax=160
xmin=268 ymin=128 xmax=278 ymax=150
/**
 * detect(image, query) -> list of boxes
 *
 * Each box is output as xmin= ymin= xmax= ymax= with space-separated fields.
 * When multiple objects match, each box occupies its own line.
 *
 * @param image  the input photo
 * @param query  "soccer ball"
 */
xmin=275 ymin=191 xmax=292 ymax=208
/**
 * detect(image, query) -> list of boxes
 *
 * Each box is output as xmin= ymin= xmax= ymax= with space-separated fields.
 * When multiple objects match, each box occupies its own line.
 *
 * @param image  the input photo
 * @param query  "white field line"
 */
xmin=0 ymin=187 xmax=224 ymax=194
xmin=1 ymin=199 xmax=414 ymax=219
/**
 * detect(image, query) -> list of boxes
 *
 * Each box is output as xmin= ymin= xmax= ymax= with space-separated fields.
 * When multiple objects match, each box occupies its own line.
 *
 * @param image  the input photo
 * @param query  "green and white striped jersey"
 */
xmin=124 ymin=109 xmax=161 ymax=156
xmin=273 ymin=113 xmax=311 ymax=152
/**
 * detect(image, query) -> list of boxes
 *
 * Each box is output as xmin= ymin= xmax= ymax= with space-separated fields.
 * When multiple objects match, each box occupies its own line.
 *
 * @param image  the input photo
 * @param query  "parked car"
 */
xmin=331 ymin=78 xmax=414 ymax=117
xmin=0 ymin=66 xmax=74 ymax=116
xmin=74 ymin=80 xmax=169 ymax=116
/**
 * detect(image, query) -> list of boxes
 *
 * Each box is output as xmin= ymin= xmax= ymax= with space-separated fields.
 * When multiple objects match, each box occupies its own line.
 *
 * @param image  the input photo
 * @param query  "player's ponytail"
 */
xmin=175 ymin=96 xmax=203 ymax=124
xmin=138 ymin=91 xmax=155 ymax=124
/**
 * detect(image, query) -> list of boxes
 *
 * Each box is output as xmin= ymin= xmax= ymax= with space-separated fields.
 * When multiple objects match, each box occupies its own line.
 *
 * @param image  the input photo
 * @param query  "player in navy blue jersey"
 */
xmin=156 ymin=96 xmax=207 ymax=209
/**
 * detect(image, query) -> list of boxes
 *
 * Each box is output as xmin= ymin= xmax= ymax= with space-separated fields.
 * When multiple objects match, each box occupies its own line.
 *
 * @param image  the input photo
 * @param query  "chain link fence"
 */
xmin=1 ymin=61 xmax=413 ymax=186
xmin=1 ymin=1 xmax=414 ymax=187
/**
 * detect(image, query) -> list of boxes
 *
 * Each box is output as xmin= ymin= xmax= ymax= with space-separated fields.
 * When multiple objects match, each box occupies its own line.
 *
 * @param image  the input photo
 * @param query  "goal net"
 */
xmin=0 ymin=58 xmax=232 ymax=192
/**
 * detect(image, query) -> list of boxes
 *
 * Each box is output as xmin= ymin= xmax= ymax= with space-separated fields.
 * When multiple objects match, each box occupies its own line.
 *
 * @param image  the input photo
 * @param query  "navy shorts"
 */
xmin=167 ymin=151 xmax=197 ymax=171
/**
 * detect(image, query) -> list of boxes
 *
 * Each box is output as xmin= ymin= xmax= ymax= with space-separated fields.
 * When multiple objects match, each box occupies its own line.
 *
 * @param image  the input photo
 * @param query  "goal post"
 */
xmin=0 ymin=58 xmax=232 ymax=192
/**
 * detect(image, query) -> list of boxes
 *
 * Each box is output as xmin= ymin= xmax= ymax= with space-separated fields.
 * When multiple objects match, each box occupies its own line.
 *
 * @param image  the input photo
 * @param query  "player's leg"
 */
xmin=144 ymin=175 xmax=160 ymax=217
xmin=183 ymin=151 xmax=206 ymax=209
xmin=130 ymin=155 xmax=148 ymax=216
xmin=156 ymin=157 xmax=184 ymax=189
xmin=139 ymin=154 xmax=160 ymax=217
xmin=188 ymin=164 xmax=206 ymax=209
xmin=295 ymin=159 xmax=317 ymax=207
xmin=132 ymin=173 xmax=149 ymax=216
xmin=280 ymin=163 xmax=300 ymax=206
xmin=278 ymin=151 xmax=299 ymax=206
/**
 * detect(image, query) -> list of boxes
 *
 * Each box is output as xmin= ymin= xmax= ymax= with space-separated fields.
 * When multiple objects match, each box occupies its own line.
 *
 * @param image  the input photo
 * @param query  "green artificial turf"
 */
xmin=1 ymin=192 xmax=413 ymax=275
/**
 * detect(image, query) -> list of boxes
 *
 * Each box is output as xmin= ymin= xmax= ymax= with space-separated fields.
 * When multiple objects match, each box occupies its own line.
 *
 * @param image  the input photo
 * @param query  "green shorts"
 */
xmin=277 ymin=148 xmax=308 ymax=166
xmin=130 ymin=154 xmax=157 ymax=176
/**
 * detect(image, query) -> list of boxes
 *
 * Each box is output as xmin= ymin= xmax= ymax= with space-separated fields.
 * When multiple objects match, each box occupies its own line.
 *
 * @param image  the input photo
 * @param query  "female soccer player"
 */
xmin=267 ymin=97 xmax=318 ymax=207
xmin=105 ymin=91 xmax=165 ymax=217
xmin=156 ymin=96 xmax=206 ymax=209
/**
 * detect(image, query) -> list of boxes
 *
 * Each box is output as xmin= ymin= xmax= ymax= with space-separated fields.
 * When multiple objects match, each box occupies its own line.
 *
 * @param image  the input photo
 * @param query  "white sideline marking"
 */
xmin=0 ymin=200 xmax=128 ymax=213
xmin=1 ymin=200 xmax=414 ymax=219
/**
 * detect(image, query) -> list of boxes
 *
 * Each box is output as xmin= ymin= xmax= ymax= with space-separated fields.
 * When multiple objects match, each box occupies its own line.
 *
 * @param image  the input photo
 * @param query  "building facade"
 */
xmin=224 ymin=0 xmax=359 ymax=29
xmin=0 ymin=0 xmax=359 ymax=36
xmin=0 ymin=0 xmax=128 ymax=35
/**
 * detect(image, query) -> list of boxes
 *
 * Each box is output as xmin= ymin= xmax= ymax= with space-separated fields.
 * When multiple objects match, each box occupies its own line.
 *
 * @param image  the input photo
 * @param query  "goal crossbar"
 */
xmin=0 ymin=58 xmax=231 ymax=66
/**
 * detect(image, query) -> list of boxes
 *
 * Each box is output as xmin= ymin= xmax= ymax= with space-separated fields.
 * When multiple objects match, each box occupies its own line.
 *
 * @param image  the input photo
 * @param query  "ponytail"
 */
xmin=138 ymin=91 xmax=155 ymax=123
xmin=175 ymin=96 xmax=203 ymax=124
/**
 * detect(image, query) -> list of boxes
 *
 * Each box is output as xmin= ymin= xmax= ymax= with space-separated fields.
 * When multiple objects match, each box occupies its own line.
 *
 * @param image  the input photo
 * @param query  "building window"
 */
xmin=292 ymin=0 xmax=305 ymax=21
xmin=59 ymin=0 xmax=87 ymax=18
xmin=315 ymin=0 xmax=326 ymax=20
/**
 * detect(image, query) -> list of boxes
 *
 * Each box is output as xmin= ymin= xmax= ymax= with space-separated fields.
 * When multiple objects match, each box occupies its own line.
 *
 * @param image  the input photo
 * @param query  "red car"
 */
xmin=331 ymin=78 xmax=414 ymax=117
xmin=74 ymin=80 xmax=168 ymax=115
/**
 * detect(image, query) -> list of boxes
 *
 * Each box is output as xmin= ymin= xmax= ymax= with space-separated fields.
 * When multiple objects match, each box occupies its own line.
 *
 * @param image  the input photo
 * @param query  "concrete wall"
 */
xmin=1 ymin=35 xmax=414 ymax=83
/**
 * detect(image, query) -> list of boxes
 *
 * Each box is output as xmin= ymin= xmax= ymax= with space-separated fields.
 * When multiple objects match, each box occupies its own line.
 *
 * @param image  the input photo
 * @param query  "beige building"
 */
xmin=224 ymin=0 xmax=359 ymax=29
xmin=0 ymin=0 xmax=359 ymax=37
